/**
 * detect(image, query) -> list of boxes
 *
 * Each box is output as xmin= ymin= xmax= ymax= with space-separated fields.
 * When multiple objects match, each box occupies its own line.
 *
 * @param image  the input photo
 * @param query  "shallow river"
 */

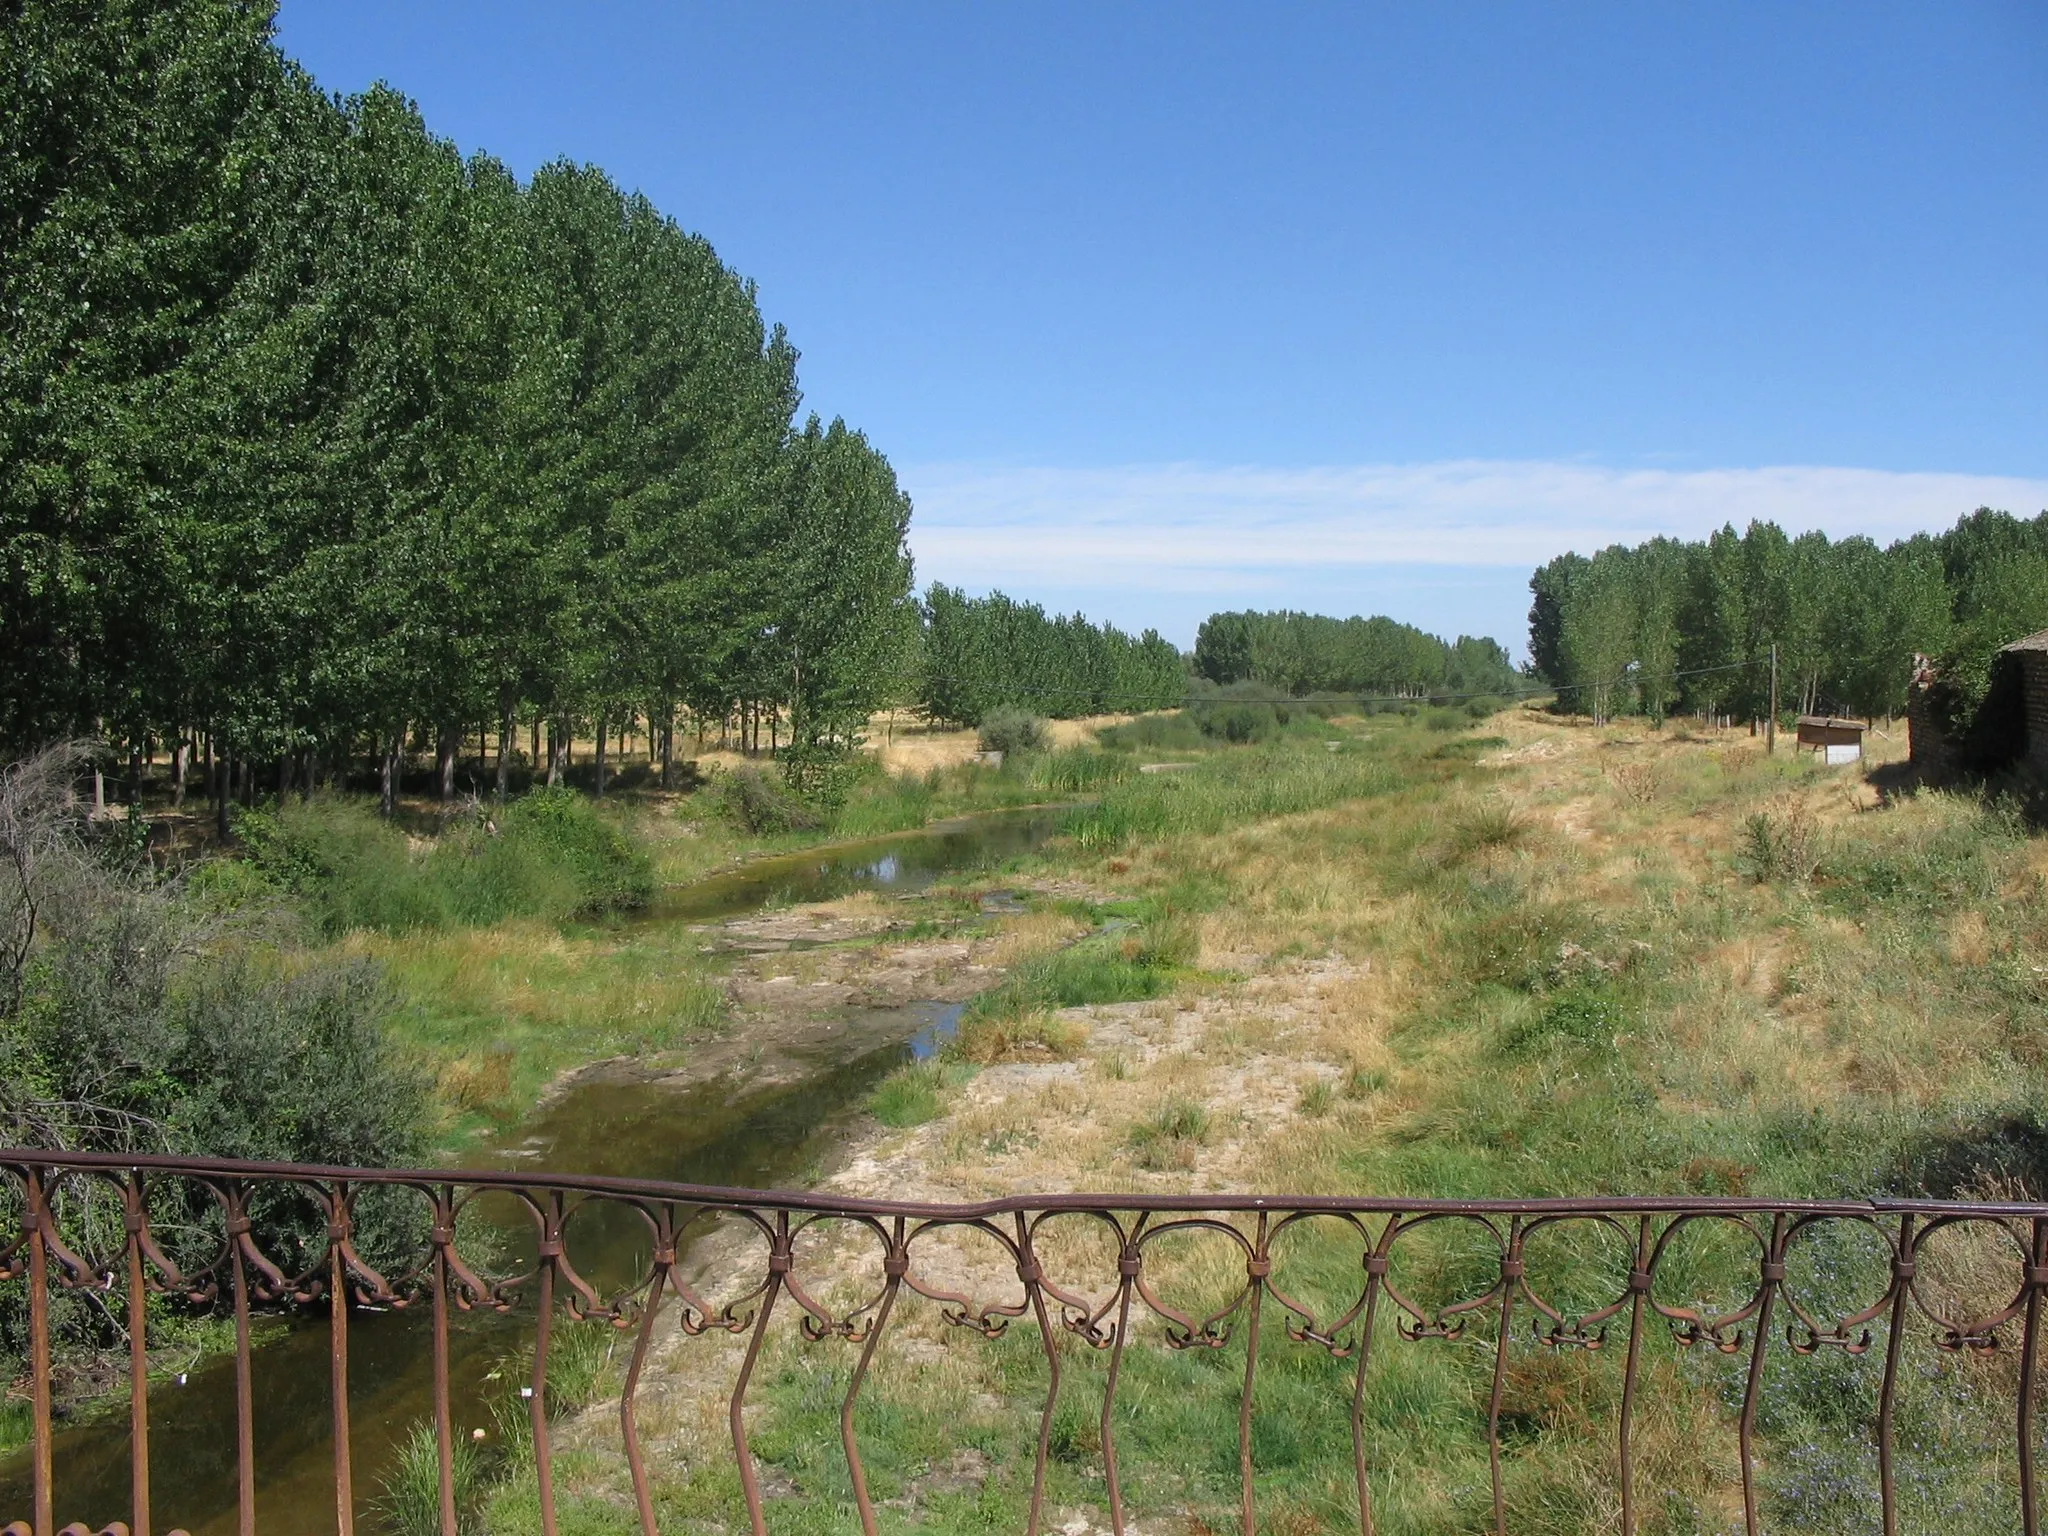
xmin=1 ymin=805 xmax=1066 ymax=1533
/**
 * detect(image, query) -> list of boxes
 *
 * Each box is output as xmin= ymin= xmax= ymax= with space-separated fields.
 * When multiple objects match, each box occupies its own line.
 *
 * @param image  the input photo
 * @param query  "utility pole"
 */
xmin=1766 ymin=644 xmax=1779 ymax=755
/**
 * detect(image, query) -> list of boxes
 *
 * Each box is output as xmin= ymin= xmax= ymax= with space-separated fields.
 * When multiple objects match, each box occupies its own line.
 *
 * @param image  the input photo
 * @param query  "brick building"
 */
xmin=2004 ymin=629 xmax=2048 ymax=768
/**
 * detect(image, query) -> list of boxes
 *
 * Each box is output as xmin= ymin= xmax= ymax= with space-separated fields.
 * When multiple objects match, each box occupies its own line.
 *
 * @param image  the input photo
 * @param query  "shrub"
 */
xmin=238 ymin=790 xmax=652 ymax=933
xmin=714 ymin=763 xmax=823 ymax=835
xmin=978 ymin=708 xmax=1050 ymax=757
xmin=1739 ymin=808 xmax=1824 ymax=885
xmin=493 ymin=787 xmax=653 ymax=914
xmin=1095 ymin=712 xmax=1205 ymax=752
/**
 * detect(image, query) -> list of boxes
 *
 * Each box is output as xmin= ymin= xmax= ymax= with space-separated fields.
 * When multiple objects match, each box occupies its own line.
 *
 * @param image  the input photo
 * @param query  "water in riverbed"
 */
xmin=2 ymin=804 xmax=1058 ymax=1533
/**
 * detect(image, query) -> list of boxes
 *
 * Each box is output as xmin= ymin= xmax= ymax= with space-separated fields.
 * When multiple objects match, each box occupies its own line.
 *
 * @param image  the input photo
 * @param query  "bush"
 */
xmin=713 ymin=763 xmax=824 ymax=835
xmin=494 ymin=786 xmax=653 ymax=914
xmin=1095 ymin=712 xmax=1205 ymax=753
xmin=1739 ymin=808 xmax=1824 ymax=885
xmin=238 ymin=790 xmax=652 ymax=934
xmin=978 ymin=708 xmax=1050 ymax=757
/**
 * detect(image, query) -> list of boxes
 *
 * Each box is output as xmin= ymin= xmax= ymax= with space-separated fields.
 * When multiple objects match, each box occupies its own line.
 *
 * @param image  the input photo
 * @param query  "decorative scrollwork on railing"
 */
xmin=7 ymin=1153 xmax=2048 ymax=1536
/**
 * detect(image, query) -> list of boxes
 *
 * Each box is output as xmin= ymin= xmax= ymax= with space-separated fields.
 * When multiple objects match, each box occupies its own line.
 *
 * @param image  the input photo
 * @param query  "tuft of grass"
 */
xmin=1499 ymin=986 xmax=1622 ymax=1053
xmin=376 ymin=1420 xmax=488 ymax=1536
xmin=869 ymin=1060 xmax=972 ymax=1127
xmin=961 ymin=920 xmax=1192 ymax=1031
xmin=1448 ymin=798 xmax=1526 ymax=858
xmin=948 ymin=1008 xmax=1088 ymax=1065
xmin=1127 ymin=1095 xmax=1212 ymax=1170
xmin=1297 ymin=1078 xmax=1338 ymax=1117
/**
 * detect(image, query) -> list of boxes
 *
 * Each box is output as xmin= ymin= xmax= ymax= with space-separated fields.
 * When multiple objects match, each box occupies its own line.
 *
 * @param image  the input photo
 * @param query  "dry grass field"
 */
xmin=452 ymin=705 xmax=2048 ymax=1535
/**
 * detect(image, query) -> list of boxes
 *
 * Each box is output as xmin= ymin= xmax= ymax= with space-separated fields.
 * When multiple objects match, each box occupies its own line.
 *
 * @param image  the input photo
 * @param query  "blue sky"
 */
xmin=277 ymin=2 xmax=2048 ymax=657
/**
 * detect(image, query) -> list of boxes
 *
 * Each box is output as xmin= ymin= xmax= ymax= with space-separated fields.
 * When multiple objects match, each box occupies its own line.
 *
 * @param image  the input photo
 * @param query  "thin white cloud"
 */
xmin=902 ymin=459 xmax=2048 ymax=590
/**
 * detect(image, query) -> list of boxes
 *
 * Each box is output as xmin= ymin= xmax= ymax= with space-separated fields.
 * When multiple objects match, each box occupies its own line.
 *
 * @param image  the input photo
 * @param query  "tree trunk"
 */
xmin=660 ymin=714 xmax=673 ymax=790
xmin=547 ymin=719 xmax=563 ymax=787
xmin=380 ymin=733 xmax=400 ymax=819
xmin=128 ymin=743 xmax=143 ymax=805
xmin=530 ymin=718 xmax=540 ymax=775
xmin=171 ymin=738 xmax=188 ymax=809
xmin=92 ymin=761 xmax=105 ymax=817
xmin=497 ymin=695 xmax=515 ymax=801
xmin=594 ymin=712 xmax=610 ymax=797
xmin=437 ymin=724 xmax=458 ymax=803
xmin=216 ymin=748 xmax=232 ymax=839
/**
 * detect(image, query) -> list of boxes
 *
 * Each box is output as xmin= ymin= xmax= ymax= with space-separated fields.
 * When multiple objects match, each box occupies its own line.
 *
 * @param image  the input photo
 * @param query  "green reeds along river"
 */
xmin=0 ymin=807 xmax=1060 ymax=1536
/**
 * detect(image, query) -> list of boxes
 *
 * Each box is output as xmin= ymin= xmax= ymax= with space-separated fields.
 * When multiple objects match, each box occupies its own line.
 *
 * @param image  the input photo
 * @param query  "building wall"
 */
xmin=1908 ymin=676 xmax=1954 ymax=775
xmin=2024 ymin=652 xmax=2048 ymax=767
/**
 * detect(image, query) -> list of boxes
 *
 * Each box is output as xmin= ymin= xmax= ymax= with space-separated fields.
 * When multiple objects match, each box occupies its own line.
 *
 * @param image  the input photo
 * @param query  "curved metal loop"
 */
xmin=1906 ymin=1212 xmax=2037 ymax=1354
xmin=1642 ymin=1211 xmax=1774 ymax=1354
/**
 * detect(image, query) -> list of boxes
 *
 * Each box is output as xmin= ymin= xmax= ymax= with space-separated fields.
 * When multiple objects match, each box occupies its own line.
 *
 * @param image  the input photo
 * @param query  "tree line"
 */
xmin=1192 ymin=610 xmax=1522 ymax=700
xmin=2 ymin=0 xmax=917 ymax=822
xmin=1527 ymin=509 xmax=2048 ymax=737
xmin=916 ymin=586 xmax=1186 ymax=726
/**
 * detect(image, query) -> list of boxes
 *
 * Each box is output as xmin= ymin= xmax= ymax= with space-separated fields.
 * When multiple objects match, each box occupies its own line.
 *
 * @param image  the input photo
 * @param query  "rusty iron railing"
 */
xmin=5 ymin=1150 xmax=2048 ymax=1535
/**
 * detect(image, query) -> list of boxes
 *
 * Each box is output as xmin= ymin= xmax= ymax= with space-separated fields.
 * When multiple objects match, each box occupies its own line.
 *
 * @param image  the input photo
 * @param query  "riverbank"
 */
xmin=495 ymin=705 xmax=2048 ymax=1536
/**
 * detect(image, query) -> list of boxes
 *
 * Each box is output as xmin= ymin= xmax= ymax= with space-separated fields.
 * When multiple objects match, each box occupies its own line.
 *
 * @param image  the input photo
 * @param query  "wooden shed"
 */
xmin=2001 ymin=628 xmax=2048 ymax=767
xmin=1795 ymin=715 xmax=1866 ymax=766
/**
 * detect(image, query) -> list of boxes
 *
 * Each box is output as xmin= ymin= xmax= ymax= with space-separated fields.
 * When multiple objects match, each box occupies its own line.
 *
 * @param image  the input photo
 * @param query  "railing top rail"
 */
xmin=3 ymin=1146 xmax=2040 ymax=1219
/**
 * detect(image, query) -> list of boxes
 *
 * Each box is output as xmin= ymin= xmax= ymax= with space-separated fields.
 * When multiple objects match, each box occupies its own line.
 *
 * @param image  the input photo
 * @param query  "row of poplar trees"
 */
xmin=2 ymin=1 xmax=917 ymax=812
xmin=1527 ymin=509 xmax=2048 ymax=730
xmin=1192 ymin=611 xmax=1522 ymax=699
xmin=917 ymin=586 xmax=1186 ymax=726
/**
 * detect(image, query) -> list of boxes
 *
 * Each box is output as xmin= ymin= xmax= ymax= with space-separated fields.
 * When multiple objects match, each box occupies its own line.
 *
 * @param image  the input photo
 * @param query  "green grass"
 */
xmin=236 ymin=788 xmax=654 ymax=936
xmin=365 ymin=918 xmax=727 ymax=1146
xmin=868 ymin=1059 xmax=973 ymax=1127
xmin=1062 ymin=737 xmax=1402 ymax=850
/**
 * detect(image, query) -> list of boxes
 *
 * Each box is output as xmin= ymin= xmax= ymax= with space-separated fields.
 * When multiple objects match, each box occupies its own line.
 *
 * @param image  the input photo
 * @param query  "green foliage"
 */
xmin=1817 ymin=796 xmax=2018 ymax=912
xmin=959 ymin=920 xmax=1195 ymax=1037
xmin=0 ymin=5 xmax=915 ymax=801
xmin=1528 ymin=508 xmax=2048 ymax=736
xmin=919 ymin=585 xmax=1184 ymax=725
xmin=1063 ymin=743 xmax=1398 ymax=850
xmin=1500 ymin=987 xmax=1622 ymax=1052
xmin=497 ymin=788 xmax=654 ymax=913
xmin=975 ymin=708 xmax=1049 ymax=757
xmin=713 ymin=764 xmax=825 ymax=835
xmin=237 ymin=791 xmax=651 ymax=934
xmin=1193 ymin=610 xmax=1520 ymax=698
xmin=1095 ymin=711 xmax=1207 ymax=752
